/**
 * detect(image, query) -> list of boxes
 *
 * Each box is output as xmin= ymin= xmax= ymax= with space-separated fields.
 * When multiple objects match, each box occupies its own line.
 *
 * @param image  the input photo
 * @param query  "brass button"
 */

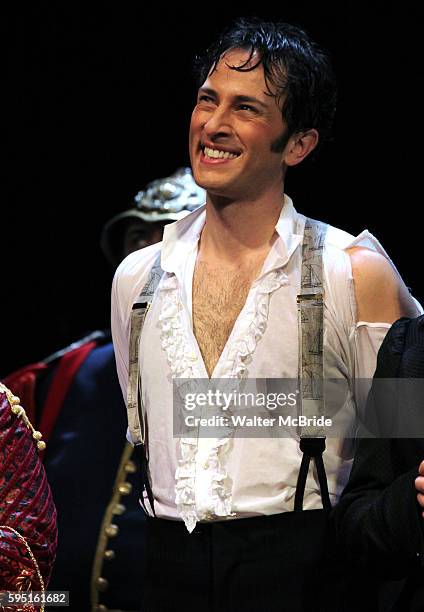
xmin=104 ymin=549 xmax=115 ymax=560
xmin=105 ymin=524 xmax=119 ymax=537
xmin=118 ymin=482 xmax=132 ymax=495
xmin=96 ymin=577 xmax=108 ymax=592
xmin=113 ymin=503 xmax=126 ymax=515
xmin=124 ymin=460 xmax=136 ymax=473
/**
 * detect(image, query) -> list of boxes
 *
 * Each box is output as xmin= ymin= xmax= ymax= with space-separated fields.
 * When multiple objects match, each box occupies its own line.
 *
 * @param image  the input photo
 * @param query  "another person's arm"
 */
xmin=332 ymin=271 xmax=424 ymax=581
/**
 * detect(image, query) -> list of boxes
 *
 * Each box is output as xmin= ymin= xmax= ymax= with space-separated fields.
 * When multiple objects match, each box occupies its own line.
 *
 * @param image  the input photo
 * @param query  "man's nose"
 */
xmin=203 ymin=105 xmax=233 ymax=138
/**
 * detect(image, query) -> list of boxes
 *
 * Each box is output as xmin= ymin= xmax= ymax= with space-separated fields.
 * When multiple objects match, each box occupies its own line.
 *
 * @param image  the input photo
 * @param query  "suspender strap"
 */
xmin=295 ymin=217 xmax=331 ymax=511
xmin=127 ymin=253 xmax=163 ymax=516
xmin=127 ymin=304 xmax=150 ymax=447
xmin=134 ymin=443 xmax=156 ymax=516
xmin=294 ymin=438 xmax=332 ymax=512
xmin=127 ymin=254 xmax=163 ymax=445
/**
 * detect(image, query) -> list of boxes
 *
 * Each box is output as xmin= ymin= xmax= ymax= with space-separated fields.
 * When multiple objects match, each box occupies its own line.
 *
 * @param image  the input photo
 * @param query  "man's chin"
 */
xmin=199 ymin=183 xmax=237 ymax=201
xmin=192 ymin=171 xmax=238 ymax=198
xmin=190 ymin=170 xmax=248 ymax=207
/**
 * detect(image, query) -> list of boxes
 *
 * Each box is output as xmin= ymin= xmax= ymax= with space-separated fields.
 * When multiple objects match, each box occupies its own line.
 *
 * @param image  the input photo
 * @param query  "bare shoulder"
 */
xmin=346 ymin=246 xmax=419 ymax=323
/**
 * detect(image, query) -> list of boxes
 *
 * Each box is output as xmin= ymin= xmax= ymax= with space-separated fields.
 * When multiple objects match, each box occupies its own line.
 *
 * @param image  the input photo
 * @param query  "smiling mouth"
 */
xmin=201 ymin=145 xmax=240 ymax=160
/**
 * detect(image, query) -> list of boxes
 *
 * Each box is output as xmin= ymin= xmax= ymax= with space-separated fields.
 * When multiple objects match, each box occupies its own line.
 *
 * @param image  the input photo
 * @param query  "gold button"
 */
xmin=105 ymin=524 xmax=119 ymax=537
xmin=96 ymin=577 xmax=108 ymax=592
xmin=118 ymin=482 xmax=132 ymax=495
xmin=113 ymin=503 xmax=126 ymax=515
xmin=104 ymin=549 xmax=115 ymax=560
xmin=124 ymin=460 xmax=136 ymax=473
xmin=37 ymin=440 xmax=47 ymax=451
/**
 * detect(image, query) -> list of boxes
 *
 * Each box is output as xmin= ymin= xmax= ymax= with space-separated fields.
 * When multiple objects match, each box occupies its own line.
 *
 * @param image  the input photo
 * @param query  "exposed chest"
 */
xmin=192 ymin=261 xmax=259 ymax=376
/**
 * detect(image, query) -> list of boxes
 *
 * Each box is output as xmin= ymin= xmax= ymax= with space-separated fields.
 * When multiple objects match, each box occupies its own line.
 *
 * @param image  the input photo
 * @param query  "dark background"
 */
xmin=3 ymin=1 xmax=422 ymax=375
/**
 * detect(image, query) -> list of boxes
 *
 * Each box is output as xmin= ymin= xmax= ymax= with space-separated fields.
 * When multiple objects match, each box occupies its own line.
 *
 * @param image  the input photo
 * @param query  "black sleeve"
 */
xmin=331 ymin=316 xmax=424 ymax=579
xmin=331 ymin=437 xmax=424 ymax=578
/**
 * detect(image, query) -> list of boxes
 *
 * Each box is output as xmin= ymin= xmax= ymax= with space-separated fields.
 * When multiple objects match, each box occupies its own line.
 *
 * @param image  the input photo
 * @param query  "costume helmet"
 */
xmin=101 ymin=167 xmax=205 ymax=266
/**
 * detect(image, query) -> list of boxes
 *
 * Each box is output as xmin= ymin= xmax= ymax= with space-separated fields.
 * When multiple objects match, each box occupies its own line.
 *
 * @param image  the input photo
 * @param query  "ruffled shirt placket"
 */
xmin=158 ymin=246 xmax=292 ymax=532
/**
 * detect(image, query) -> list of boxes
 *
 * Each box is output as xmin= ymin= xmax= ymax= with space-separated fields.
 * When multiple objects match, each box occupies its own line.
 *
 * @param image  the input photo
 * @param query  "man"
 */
xmin=111 ymin=18 xmax=419 ymax=611
xmin=4 ymin=168 xmax=205 ymax=612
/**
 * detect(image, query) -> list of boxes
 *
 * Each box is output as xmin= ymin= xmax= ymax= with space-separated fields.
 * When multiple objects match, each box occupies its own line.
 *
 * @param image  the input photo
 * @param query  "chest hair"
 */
xmin=192 ymin=261 xmax=259 ymax=377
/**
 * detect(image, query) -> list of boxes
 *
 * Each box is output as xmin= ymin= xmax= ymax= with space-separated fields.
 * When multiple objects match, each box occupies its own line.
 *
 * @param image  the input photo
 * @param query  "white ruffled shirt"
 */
xmin=111 ymin=195 xmax=409 ymax=533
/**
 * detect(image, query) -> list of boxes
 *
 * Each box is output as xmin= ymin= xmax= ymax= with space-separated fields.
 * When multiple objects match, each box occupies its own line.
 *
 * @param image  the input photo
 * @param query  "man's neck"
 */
xmin=199 ymin=190 xmax=284 ymax=266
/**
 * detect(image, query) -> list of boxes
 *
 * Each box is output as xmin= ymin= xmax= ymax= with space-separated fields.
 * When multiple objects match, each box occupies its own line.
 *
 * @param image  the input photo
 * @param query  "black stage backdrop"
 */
xmin=3 ymin=1 xmax=422 ymax=375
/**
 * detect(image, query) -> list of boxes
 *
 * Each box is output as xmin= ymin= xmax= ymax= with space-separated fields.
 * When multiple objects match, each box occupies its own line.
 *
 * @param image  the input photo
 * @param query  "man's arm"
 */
xmin=111 ymin=266 xmax=131 ymax=404
xmin=347 ymin=246 xmax=419 ymax=323
xmin=110 ymin=243 xmax=162 ymax=444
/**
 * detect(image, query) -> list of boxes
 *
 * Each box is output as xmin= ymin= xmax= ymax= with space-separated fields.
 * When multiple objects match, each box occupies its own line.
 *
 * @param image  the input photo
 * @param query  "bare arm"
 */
xmin=347 ymin=246 xmax=419 ymax=323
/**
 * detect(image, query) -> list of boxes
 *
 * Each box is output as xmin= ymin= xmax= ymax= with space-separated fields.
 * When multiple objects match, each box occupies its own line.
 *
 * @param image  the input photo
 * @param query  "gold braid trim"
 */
xmin=0 ymin=525 xmax=45 ymax=612
xmin=90 ymin=442 xmax=135 ymax=611
xmin=0 ymin=382 xmax=46 ymax=452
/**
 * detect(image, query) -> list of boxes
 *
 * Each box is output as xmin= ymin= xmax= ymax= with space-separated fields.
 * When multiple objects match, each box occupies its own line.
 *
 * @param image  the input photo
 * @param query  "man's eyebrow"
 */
xmin=197 ymin=86 xmax=218 ymax=98
xmin=233 ymin=95 xmax=268 ymax=109
xmin=197 ymin=87 xmax=269 ymax=109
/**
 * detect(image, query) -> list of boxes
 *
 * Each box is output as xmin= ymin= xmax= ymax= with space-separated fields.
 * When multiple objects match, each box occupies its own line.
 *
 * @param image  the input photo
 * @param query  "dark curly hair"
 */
xmin=194 ymin=17 xmax=337 ymax=152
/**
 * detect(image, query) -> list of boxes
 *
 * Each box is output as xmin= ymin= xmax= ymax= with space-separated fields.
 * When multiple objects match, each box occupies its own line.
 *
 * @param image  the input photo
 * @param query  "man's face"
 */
xmin=122 ymin=219 xmax=168 ymax=259
xmin=189 ymin=48 xmax=289 ymax=201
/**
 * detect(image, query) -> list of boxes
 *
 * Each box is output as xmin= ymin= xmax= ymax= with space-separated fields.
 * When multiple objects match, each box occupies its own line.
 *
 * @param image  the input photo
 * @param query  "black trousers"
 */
xmin=141 ymin=510 xmax=344 ymax=612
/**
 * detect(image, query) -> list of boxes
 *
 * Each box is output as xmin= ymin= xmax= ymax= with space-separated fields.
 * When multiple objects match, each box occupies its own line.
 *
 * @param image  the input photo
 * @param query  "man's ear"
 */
xmin=283 ymin=129 xmax=319 ymax=167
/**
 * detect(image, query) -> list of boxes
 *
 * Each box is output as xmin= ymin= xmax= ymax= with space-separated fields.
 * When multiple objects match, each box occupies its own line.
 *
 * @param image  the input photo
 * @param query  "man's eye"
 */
xmin=198 ymin=95 xmax=214 ymax=103
xmin=239 ymin=104 xmax=256 ymax=112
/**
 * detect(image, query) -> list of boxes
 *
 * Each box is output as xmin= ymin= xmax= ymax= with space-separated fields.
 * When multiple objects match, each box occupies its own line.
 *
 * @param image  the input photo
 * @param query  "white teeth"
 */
xmin=204 ymin=146 xmax=238 ymax=160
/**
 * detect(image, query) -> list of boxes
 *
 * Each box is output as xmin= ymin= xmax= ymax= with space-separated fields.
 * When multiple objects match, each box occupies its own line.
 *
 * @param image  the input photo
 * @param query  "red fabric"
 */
xmin=0 ymin=390 xmax=57 ymax=602
xmin=3 ymin=364 xmax=48 ymax=423
xmin=38 ymin=341 xmax=97 ymax=445
xmin=0 ymin=527 xmax=42 ymax=611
